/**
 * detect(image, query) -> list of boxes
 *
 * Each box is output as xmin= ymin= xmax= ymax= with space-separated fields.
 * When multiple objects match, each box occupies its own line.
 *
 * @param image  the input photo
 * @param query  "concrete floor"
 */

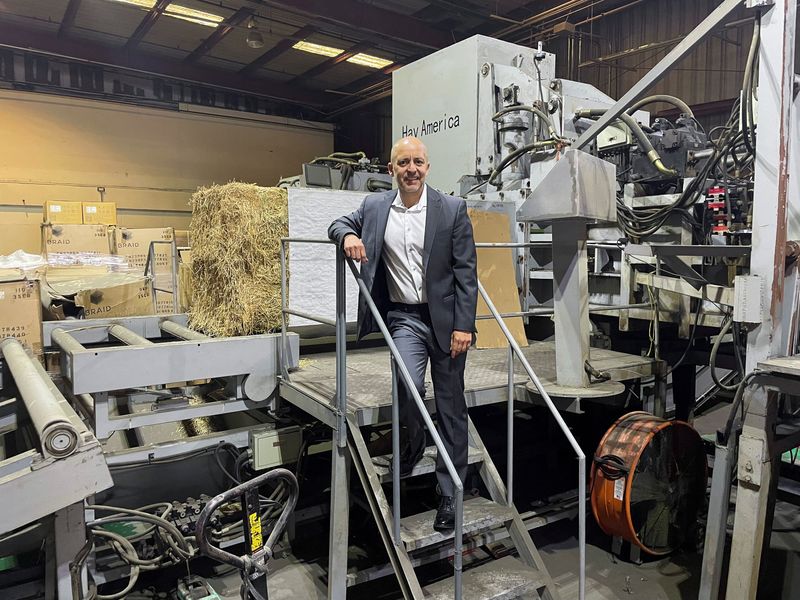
xmin=203 ymin=518 xmax=702 ymax=600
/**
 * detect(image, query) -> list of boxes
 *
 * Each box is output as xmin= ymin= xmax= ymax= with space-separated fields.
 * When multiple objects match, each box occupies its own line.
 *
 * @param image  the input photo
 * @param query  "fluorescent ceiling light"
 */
xmin=292 ymin=41 xmax=344 ymax=58
xmin=164 ymin=5 xmax=224 ymax=27
xmin=107 ymin=0 xmax=155 ymax=7
xmin=346 ymin=53 xmax=393 ymax=69
xmin=106 ymin=0 xmax=223 ymax=28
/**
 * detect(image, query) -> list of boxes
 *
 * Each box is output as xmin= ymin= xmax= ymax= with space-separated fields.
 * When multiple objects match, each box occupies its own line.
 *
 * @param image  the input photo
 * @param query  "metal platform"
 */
xmin=280 ymin=341 xmax=654 ymax=426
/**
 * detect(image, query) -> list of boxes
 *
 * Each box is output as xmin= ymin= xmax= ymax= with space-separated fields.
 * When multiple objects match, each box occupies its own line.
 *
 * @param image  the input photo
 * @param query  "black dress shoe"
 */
xmin=433 ymin=495 xmax=455 ymax=532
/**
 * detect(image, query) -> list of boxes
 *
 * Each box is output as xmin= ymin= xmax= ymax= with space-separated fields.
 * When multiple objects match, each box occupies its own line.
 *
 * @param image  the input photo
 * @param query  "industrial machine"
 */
xmin=277 ymin=151 xmax=393 ymax=192
xmin=0 ymin=1 xmax=796 ymax=599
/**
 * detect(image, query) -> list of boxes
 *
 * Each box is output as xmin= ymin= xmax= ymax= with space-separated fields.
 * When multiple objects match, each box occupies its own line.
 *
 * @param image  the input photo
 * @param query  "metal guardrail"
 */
xmin=279 ymin=237 xmax=465 ymax=599
xmin=279 ymin=236 xmax=587 ymax=600
xmin=145 ymin=239 xmax=180 ymax=314
xmin=477 ymin=280 xmax=586 ymax=600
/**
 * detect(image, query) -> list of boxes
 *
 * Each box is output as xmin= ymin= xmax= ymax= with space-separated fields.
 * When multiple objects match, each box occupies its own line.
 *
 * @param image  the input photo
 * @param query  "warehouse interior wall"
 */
xmin=0 ymin=89 xmax=334 ymax=232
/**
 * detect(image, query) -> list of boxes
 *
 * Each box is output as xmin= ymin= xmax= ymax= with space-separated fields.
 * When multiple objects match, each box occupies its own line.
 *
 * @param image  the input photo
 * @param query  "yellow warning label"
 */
xmin=249 ymin=512 xmax=263 ymax=551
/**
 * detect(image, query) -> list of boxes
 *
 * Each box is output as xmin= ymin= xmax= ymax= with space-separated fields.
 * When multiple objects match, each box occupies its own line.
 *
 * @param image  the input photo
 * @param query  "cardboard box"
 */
xmin=0 ymin=223 xmax=42 ymax=256
xmin=43 ymin=201 xmax=83 ymax=224
xmin=155 ymin=290 xmax=179 ymax=315
xmin=112 ymin=227 xmax=174 ymax=274
xmin=43 ymin=224 xmax=112 ymax=256
xmin=82 ymin=202 xmax=117 ymax=225
xmin=175 ymin=229 xmax=190 ymax=248
xmin=76 ymin=280 xmax=154 ymax=319
xmin=0 ymin=279 xmax=43 ymax=355
xmin=42 ymin=268 xmax=154 ymax=320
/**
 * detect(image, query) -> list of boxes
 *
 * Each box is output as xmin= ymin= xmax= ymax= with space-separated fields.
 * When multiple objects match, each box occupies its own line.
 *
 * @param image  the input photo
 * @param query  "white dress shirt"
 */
xmin=382 ymin=185 xmax=427 ymax=304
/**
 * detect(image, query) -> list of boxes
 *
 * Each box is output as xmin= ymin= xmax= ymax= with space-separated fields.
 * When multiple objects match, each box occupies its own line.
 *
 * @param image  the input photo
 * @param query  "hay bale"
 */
xmin=189 ymin=182 xmax=288 ymax=336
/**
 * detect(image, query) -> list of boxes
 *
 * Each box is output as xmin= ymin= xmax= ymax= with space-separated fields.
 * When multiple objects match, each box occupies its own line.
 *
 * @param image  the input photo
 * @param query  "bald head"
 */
xmin=388 ymin=136 xmax=430 ymax=203
xmin=390 ymin=136 xmax=428 ymax=164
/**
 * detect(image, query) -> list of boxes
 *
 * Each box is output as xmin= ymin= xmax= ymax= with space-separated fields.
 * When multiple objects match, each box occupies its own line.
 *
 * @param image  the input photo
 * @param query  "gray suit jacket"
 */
xmin=328 ymin=187 xmax=478 ymax=354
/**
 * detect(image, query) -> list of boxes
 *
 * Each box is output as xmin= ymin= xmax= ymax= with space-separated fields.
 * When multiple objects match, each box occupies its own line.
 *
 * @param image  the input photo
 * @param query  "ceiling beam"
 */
xmin=239 ymin=24 xmax=316 ymax=76
xmin=0 ymin=22 xmax=335 ymax=107
xmin=184 ymin=7 xmax=254 ymax=64
xmin=288 ymin=40 xmax=373 ymax=85
xmin=125 ymin=0 xmax=172 ymax=52
xmin=58 ymin=0 xmax=82 ymax=38
xmin=259 ymin=0 xmax=454 ymax=50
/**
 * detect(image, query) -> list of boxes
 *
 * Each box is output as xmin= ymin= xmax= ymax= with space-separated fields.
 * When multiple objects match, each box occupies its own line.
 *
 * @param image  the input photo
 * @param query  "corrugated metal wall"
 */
xmin=550 ymin=0 xmax=755 ymax=122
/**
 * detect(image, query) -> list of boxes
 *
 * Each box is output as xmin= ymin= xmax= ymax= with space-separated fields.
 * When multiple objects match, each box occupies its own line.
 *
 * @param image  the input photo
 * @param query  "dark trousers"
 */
xmin=387 ymin=304 xmax=468 ymax=497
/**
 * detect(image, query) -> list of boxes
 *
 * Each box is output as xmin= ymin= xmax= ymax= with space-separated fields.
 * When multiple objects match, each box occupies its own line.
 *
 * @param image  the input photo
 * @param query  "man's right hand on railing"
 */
xmin=343 ymin=234 xmax=369 ymax=263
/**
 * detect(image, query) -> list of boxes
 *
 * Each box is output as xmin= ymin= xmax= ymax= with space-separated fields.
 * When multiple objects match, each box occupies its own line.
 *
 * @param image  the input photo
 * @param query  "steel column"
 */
xmin=728 ymin=2 xmax=796 ymax=598
xmin=551 ymin=220 xmax=590 ymax=387
xmin=699 ymin=438 xmax=738 ymax=600
xmin=328 ymin=249 xmax=349 ymax=600
xmin=55 ymin=502 xmax=86 ymax=600
xmin=506 ymin=344 xmax=514 ymax=506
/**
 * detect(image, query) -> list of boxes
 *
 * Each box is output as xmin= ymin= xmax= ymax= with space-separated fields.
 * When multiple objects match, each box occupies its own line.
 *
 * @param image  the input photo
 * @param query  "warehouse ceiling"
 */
xmin=0 ymin=0 xmax=639 ymax=118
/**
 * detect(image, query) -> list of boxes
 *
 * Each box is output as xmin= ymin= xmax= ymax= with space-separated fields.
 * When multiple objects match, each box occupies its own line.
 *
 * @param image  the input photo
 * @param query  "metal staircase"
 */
xmin=347 ymin=414 xmax=561 ymax=599
xmin=278 ymin=238 xmax=585 ymax=600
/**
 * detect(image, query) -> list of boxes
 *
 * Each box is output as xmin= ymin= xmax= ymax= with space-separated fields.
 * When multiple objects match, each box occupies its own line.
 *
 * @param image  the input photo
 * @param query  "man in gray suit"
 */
xmin=328 ymin=136 xmax=478 ymax=531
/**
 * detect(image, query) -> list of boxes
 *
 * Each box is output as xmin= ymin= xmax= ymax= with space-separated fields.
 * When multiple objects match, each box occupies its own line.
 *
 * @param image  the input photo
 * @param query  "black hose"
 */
xmin=626 ymin=95 xmax=695 ymax=118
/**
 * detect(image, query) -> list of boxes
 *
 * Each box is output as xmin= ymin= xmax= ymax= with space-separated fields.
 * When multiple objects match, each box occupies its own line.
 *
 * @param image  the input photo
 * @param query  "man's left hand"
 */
xmin=450 ymin=330 xmax=472 ymax=358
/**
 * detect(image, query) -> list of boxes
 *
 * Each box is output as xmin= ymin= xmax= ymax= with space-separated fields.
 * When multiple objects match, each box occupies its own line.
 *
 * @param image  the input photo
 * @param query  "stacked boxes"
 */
xmin=0 ymin=278 xmax=42 ymax=356
xmin=42 ymin=200 xmax=118 ymax=225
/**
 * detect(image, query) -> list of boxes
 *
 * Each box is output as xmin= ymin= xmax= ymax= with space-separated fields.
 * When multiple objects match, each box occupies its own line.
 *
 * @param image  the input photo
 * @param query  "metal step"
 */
xmin=423 ymin=555 xmax=544 ymax=600
xmin=372 ymin=445 xmax=483 ymax=483
xmin=401 ymin=496 xmax=513 ymax=552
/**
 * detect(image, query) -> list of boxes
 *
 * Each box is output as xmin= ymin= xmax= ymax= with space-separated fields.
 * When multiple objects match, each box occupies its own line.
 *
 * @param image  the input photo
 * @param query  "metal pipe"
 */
xmin=170 ymin=239 xmax=179 ymax=314
xmin=506 ymin=344 xmax=514 ymax=507
xmin=280 ymin=239 xmax=289 ymax=380
xmin=391 ymin=357 xmax=401 ymax=543
xmin=108 ymin=324 xmax=153 ymax=346
xmin=283 ymin=309 xmax=336 ymax=328
xmin=346 ymin=257 xmax=463 ymax=599
xmin=335 ymin=251 xmax=347 ymax=448
xmin=0 ymin=338 xmax=80 ymax=459
xmin=280 ymin=237 xmax=333 ymax=244
xmin=474 ymin=303 xmax=650 ymax=319
xmin=477 ymin=281 xmax=585 ymax=600
xmin=159 ymin=320 xmax=208 ymax=341
xmin=575 ymin=0 xmax=743 ymax=150
xmin=51 ymin=328 xmax=87 ymax=355
xmin=76 ymin=394 xmax=95 ymax=420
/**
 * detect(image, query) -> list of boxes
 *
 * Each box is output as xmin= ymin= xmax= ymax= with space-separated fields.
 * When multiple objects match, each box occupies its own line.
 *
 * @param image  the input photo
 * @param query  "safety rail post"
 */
xmin=279 ymin=239 xmax=289 ymax=380
xmin=506 ymin=343 xmax=514 ymax=507
xmin=390 ymin=356 xmax=401 ymax=543
xmin=334 ymin=250 xmax=347 ymax=448
xmin=478 ymin=279 xmax=586 ymax=600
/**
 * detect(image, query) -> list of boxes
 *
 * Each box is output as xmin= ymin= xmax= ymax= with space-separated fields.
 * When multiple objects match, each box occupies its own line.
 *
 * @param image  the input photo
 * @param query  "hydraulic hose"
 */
xmin=626 ymin=95 xmax=695 ymax=119
xmin=575 ymin=108 xmax=678 ymax=176
xmin=710 ymin=317 xmax=742 ymax=392
xmin=493 ymin=104 xmax=562 ymax=140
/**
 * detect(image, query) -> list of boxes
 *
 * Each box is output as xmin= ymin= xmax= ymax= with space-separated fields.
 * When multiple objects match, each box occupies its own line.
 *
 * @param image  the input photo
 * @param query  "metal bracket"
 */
xmin=737 ymin=435 xmax=765 ymax=486
xmin=746 ymin=0 xmax=774 ymax=8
